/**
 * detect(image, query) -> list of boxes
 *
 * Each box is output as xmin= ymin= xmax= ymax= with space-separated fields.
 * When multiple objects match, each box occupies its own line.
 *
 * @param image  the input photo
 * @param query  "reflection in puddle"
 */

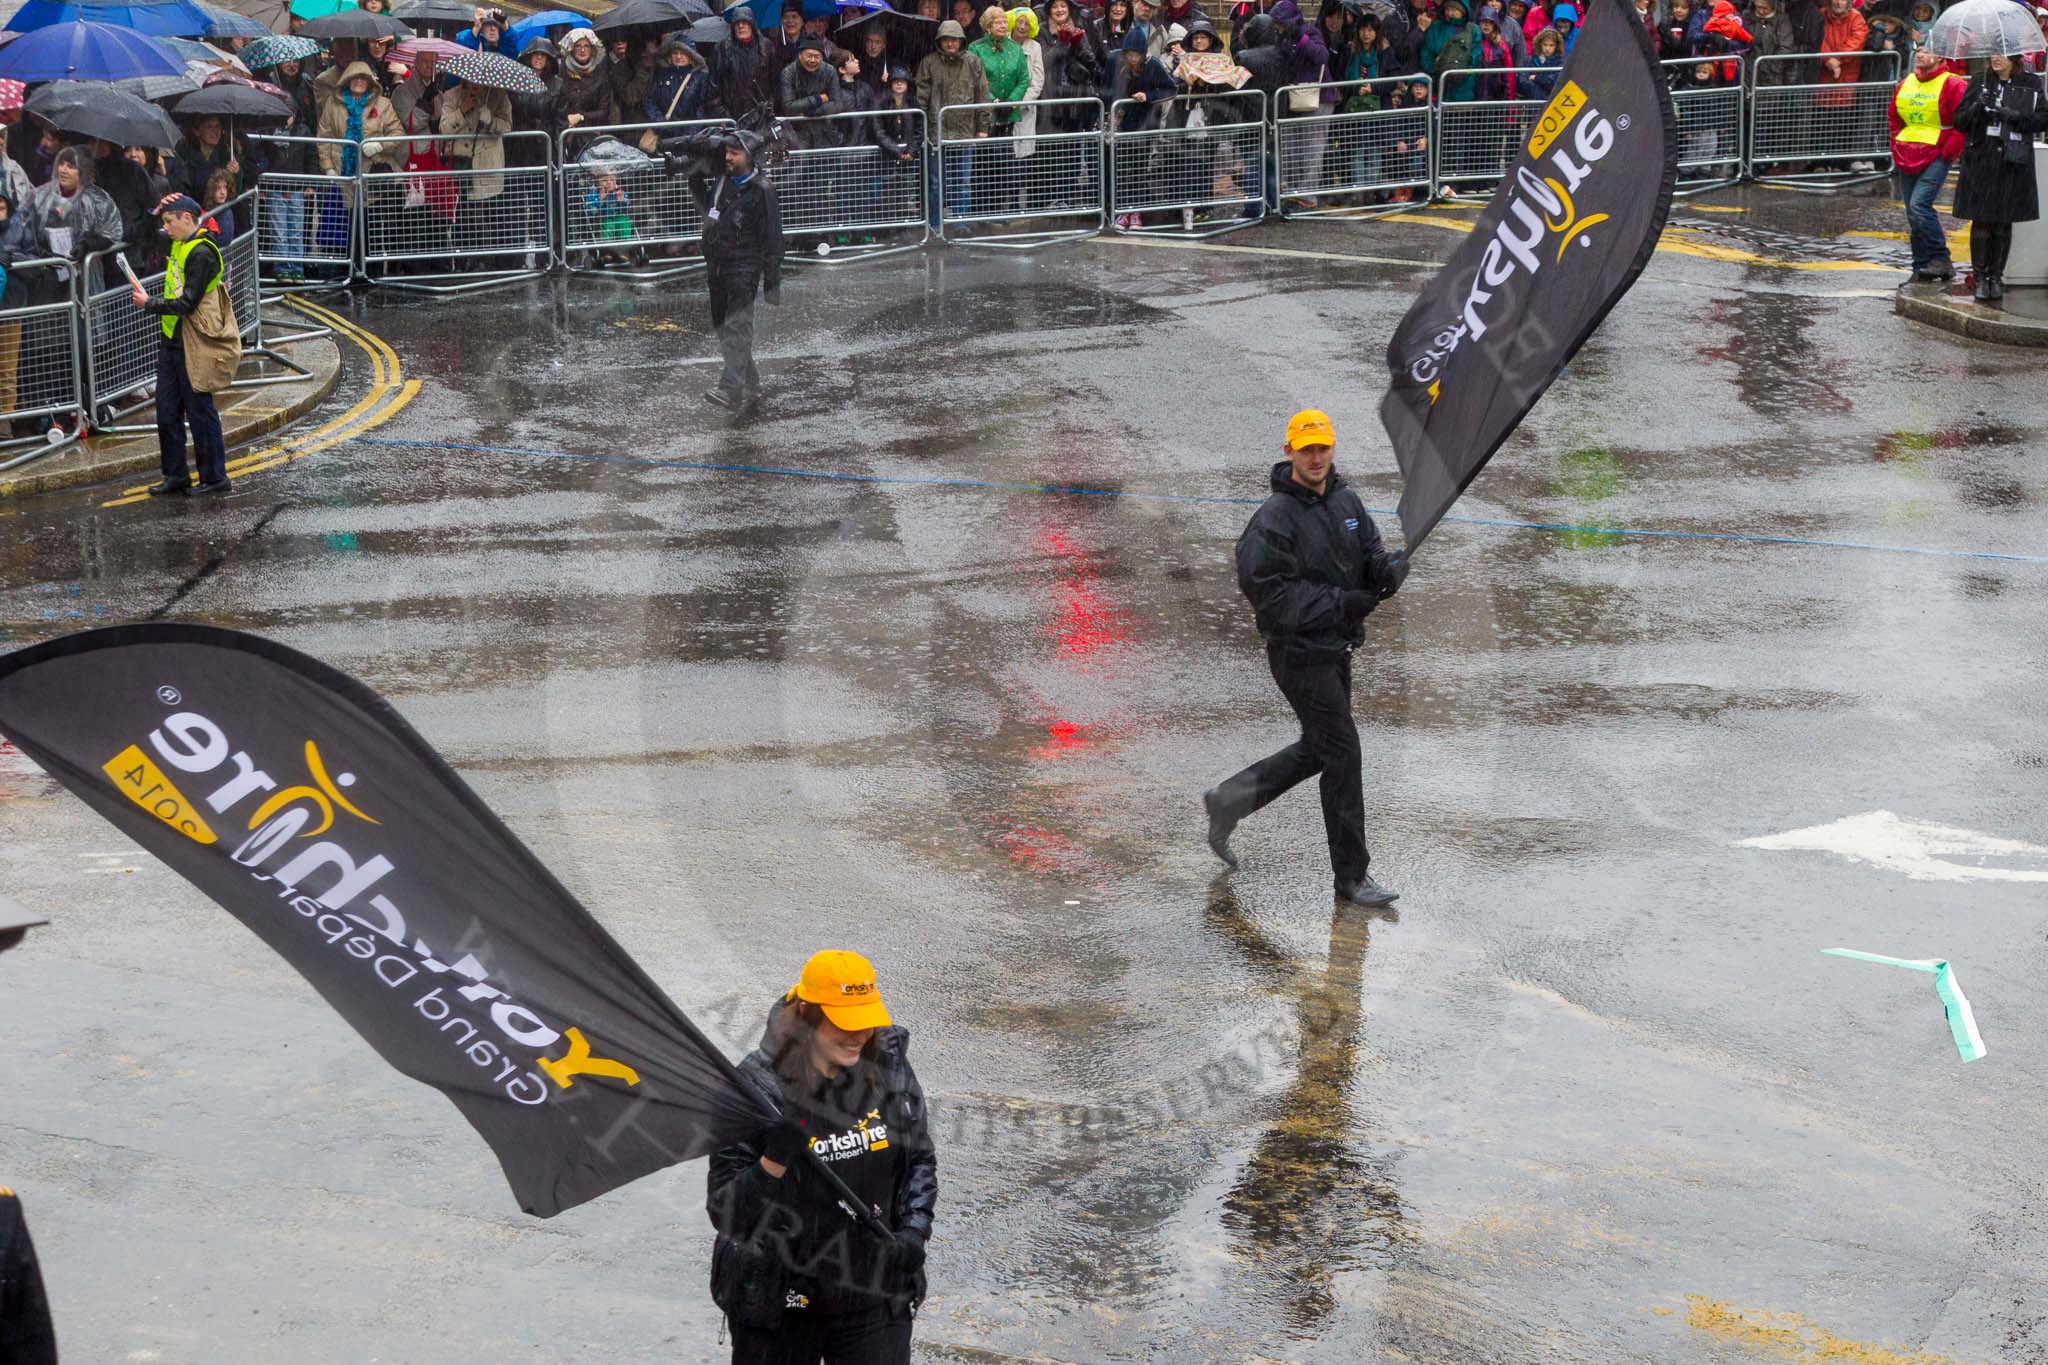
xmin=1210 ymin=884 xmax=1406 ymax=1334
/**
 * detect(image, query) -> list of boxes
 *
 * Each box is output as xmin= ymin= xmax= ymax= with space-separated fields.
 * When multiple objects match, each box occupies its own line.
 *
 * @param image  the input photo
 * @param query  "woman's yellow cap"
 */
xmin=792 ymin=950 xmax=893 ymax=1031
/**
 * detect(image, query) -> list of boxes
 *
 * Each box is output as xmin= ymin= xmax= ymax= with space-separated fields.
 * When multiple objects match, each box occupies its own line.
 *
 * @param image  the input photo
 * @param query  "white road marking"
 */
xmin=1740 ymin=810 xmax=2048 ymax=883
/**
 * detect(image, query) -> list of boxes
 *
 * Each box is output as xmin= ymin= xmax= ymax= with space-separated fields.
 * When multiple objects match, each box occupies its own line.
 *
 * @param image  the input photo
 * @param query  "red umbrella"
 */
xmin=0 ymin=78 xmax=22 ymax=110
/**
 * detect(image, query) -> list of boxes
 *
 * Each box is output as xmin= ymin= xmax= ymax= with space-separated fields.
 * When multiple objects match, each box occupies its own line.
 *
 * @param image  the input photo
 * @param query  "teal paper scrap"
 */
xmin=1821 ymin=948 xmax=1987 ymax=1063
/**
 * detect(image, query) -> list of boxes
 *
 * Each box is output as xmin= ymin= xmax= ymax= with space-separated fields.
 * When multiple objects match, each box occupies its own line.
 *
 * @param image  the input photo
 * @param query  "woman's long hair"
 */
xmin=764 ymin=997 xmax=884 ymax=1100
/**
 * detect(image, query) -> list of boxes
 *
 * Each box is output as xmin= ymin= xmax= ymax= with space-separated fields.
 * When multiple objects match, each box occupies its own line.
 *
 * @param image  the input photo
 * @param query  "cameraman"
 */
xmin=663 ymin=127 xmax=783 ymax=412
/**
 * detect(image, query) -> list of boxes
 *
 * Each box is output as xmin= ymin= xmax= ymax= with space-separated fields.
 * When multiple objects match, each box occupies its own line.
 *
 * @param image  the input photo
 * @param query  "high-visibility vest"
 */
xmin=1894 ymin=71 xmax=1952 ymax=145
xmin=160 ymin=233 xmax=224 ymax=342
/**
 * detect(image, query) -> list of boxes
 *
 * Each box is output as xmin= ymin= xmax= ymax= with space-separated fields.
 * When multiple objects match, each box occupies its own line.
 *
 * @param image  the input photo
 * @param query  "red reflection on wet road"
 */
xmin=1035 ymin=528 xmax=1129 ymax=661
xmin=1031 ymin=718 xmax=1089 ymax=759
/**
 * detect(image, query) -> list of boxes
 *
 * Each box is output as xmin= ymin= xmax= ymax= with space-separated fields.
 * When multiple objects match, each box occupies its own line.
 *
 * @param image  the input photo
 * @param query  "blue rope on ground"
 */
xmin=354 ymin=437 xmax=2048 ymax=567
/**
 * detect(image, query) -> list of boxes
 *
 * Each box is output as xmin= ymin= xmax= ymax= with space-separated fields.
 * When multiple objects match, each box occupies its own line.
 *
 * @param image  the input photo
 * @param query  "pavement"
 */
xmin=2 ymin=179 xmax=2046 ymax=1365
xmin=1895 ymin=279 xmax=2048 ymax=348
xmin=0 ymin=306 xmax=342 ymax=500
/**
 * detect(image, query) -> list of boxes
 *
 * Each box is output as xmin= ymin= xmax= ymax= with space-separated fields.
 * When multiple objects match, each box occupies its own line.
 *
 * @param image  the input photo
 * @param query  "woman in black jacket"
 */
xmin=1953 ymin=53 xmax=2044 ymax=304
xmin=708 ymin=951 xmax=937 ymax=1365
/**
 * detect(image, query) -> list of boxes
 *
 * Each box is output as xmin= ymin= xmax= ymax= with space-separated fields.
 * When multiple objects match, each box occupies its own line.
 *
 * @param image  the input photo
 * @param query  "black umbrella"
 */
xmin=593 ymin=0 xmax=710 ymax=35
xmin=295 ymin=9 xmax=411 ymax=38
xmin=684 ymin=13 xmax=728 ymax=42
xmin=172 ymin=80 xmax=290 ymax=118
xmin=25 ymin=77 xmax=180 ymax=146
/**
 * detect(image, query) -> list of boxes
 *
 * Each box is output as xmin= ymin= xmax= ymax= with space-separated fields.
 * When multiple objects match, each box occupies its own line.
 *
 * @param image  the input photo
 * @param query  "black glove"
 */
xmin=888 ymin=1230 xmax=926 ymax=1272
xmin=763 ymin=283 xmax=782 ymax=306
xmin=1339 ymin=589 xmax=1374 ymax=626
xmin=1380 ymin=552 xmax=1410 ymax=597
xmin=762 ymin=1119 xmax=807 ymax=1170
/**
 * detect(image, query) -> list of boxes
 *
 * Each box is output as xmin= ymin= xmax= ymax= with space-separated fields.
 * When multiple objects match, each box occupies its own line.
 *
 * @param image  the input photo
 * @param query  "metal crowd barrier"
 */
xmin=1665 ymin=56 xmax=1746 ymax=195
xmin=559 ymin=117 xmax=734 ymax=282
xmin=0 ymin=260 xmax=84 ymax=468
xmin=1109 ymin=90 xmax=1265 ymax=239
xmin=1433 ymin=68 xmax=1556 ymax=196
xmin=1275 ymin=77 xmax=1432 ymax=218
xmin=1748 ymin=49 xmax=1902 ymax=191
xmin=937 ymin=98 xmax=1105 ymax=249
xmin=774 ymin=107 xmax=929 ymax=263
xmin=250 ymin=135 xmax=361 ymax=289
xmin=360 ymin=131 xmax=555 ymax=293
xmin=81 ymin=249 xmax=168 ymax=432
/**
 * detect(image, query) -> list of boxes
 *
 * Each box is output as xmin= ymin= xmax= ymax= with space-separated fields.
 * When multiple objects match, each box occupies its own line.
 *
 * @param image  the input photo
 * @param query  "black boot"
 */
xmin=1201 ymin=788 xmax=1239 ymax=869
xmin=1974 ymin=271 xmax=1994 ymax=302
xmin=1335 ymin=875 xmax=1398 ymax=907
xmin=146 ymin=477 xmax=190 ymax=496
xmin=1988 ymin=274 xmax=2004 ymax=303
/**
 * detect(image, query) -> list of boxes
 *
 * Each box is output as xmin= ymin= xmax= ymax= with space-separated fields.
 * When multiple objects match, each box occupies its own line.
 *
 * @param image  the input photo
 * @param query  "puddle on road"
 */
xmin=1211 ymin=884 xmax=1407 ymax=1335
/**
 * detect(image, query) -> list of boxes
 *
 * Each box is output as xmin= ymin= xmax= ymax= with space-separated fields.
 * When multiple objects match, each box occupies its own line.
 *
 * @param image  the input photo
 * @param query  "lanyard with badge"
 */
xmin=707 ymin=175 xmax=725 ymax=223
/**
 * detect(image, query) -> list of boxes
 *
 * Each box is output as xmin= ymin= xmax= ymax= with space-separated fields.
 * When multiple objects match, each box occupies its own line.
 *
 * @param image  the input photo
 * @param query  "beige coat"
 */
xmin=315 ymin=64 xmax=407 ymax=176
xmin=437 ymin=88 xmax=513 ymax=200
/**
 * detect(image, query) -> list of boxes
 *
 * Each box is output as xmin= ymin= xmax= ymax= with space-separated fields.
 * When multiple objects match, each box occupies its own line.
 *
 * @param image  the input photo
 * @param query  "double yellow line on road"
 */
xmin=101 ymin=296 xmax=419 ymax=508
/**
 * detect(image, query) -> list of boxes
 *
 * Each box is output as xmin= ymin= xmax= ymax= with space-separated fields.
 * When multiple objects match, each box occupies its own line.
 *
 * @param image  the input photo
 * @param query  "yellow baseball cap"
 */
xmin=789 ymin=949 xmax=893 ymax=1031
xmin=1286 ymin=409 xmax=1336 ymax=450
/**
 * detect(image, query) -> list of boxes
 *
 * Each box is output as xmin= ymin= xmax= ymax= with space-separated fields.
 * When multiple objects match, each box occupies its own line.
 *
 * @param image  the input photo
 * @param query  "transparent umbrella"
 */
xmin=1926 ymin=0 xmax=2047 ymax=59
xmin=578 ymin=134 xmax=655 ymax=168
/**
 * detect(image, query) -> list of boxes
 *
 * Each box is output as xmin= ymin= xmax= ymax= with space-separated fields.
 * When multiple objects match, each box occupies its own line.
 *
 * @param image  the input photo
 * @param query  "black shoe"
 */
xmin=1988 ymin=275 xmax=2004 ymax=302
xmin=146 ymin=478 xmax=191 ymax=496
xmin=703 ymin=389 xmax=739 ymax=411
xmin=1974 ymin=274 xmax=1993 ymax=302
xmin=188 ymin=478 xmax=231 ymax=497
xmin=1201 ymin=787 xmax=1239 ymax=869
xmin=1335 ymin=876 xmax=1398 ymax=907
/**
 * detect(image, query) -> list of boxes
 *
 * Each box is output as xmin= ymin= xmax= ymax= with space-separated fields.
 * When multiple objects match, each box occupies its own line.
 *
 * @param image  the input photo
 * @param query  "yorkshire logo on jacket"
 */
xmin=0 ymin=625 xmax=778 ymax=1218
xmin=1379 ymin=0 xmax=1677 ymax=553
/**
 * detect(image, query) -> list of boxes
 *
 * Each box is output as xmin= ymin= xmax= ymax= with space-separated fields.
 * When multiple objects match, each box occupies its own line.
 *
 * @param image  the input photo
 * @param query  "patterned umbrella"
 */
xmin=441 ymin=46 xmax=545 ymax=93
xmin=0 ymin=78 xmax=21 ymax=110
xmin=237 ymin=31 xmax=318 ymax=68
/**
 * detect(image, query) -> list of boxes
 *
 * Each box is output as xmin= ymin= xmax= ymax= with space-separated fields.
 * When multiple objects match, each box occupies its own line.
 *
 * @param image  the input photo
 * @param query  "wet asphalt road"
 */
xmin=3 ymin=181 xmax=2047 ymax=1364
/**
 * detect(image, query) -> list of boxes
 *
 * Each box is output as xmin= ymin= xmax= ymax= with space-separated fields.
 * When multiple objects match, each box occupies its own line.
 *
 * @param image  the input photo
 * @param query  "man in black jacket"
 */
xmin=665 ymin=128 xmax=783 ymax=411
xmin=1205 ymin=409 xmax=1408 ymax=906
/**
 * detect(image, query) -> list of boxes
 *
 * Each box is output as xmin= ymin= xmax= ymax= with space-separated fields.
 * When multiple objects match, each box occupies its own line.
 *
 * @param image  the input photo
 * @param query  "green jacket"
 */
xmin=969 ymin=35 xmax=1029 ymax=122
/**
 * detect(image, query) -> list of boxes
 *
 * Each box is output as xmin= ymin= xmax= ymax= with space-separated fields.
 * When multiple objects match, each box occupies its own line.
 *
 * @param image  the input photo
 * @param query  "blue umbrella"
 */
xmin=5 ymin=0 xmax=216 ymax=38
xmin=506 ymin=7 xmax=581 ymax=48
xmin=0 ymin=20 xmax=184 ymax=80
xmin=199 ymin=4 xmax=274 ymax=38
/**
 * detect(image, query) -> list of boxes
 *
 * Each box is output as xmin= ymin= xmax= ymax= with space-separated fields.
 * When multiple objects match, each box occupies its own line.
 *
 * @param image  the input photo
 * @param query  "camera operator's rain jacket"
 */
xmin=707 ymin=998 xmax=939 ymax=1328
xmin=1236 ymin=461 xmax=1402 ymax=663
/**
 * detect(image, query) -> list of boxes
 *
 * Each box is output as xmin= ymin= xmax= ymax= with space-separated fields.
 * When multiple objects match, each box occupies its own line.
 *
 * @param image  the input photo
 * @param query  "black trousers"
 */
xmin=1212 ymin=646 xmax=1369 ymax=885
xmin=155 ymin=342 xmax=225 ymax=486
xmin=706 ymin=268 xmax=762 ymax=403
xmin=729 ymin=1302 xmax=911 ymax=1365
